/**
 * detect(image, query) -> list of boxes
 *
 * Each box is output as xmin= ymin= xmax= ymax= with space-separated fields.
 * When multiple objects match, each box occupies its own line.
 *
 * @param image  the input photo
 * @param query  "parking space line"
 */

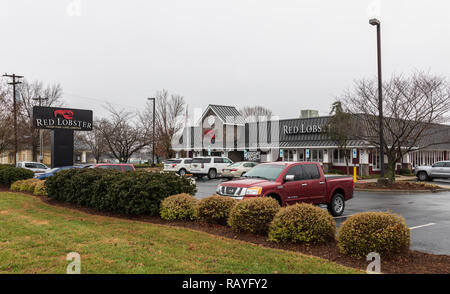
xmin=409 ymin=223 xmax=436 ymax=230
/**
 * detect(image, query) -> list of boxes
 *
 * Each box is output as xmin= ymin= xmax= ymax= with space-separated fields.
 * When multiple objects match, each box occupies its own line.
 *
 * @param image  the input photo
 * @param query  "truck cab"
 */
xmin=216 ymin=161 xmax=354 ymax=216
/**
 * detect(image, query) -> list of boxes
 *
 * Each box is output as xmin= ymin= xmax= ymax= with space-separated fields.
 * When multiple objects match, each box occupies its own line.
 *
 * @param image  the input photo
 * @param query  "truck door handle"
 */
xmin=302 ymin=183 xmax=308 ymax=187
xmin=319 ymin=182 xmax=325 ymax=185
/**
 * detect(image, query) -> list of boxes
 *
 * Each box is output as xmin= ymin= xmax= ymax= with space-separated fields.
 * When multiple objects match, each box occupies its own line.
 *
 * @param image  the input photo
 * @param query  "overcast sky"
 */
xmin=1 ymin=0 xmax=449 ymax=120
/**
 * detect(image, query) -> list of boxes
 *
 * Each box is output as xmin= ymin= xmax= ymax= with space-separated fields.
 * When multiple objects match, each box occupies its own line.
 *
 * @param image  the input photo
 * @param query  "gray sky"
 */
xmin=1 ymin=0 xmax=449 ymax=120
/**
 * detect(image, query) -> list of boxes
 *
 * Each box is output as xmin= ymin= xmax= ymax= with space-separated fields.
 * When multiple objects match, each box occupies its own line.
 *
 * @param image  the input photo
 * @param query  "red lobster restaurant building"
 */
xmin=173 ymin=104 xmax=450 ymax=176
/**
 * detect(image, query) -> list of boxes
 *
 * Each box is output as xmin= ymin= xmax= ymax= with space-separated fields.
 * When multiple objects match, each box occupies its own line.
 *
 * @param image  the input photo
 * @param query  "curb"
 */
xmin=355 ymin=188 xmax=450 ymax=193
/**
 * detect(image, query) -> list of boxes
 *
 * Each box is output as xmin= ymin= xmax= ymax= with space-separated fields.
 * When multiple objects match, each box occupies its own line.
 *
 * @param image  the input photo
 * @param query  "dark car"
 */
xmin=216 ymin=162 xmax=354 ymax=216
xmin=34 ymin=166 xmax=82 ymax=180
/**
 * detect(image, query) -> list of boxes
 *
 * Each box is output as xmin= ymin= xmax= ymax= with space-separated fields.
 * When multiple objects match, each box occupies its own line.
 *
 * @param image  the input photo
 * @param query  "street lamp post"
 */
xmin=32 ymin=96 xmax=49 ymax=163
xmin=147 ymin=97 xmax=156 ymax=167
xmin=369 ymin=18 xmax=385 ymax=179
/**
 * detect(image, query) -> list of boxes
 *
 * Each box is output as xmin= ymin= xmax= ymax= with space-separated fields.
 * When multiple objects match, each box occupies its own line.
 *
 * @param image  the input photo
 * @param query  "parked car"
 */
xmin=91 ymin=163 xmax=136 ymax=172
xmin=414 ymin=161 xmax=450 ymax=181
xmin=34 ymin=166 xmax=82 ymax=180
xmin=216 ymin=161 xmax=354 ymax=216
xmin=190 ymin=156 xmax=233 ymax=179
xmin=163 ymin=158 xmax=193 ymax=176
xmin=17 ymin=161 xmax=50 ymax=174
xmin=221 ymin=161 xmax=259 ymax=179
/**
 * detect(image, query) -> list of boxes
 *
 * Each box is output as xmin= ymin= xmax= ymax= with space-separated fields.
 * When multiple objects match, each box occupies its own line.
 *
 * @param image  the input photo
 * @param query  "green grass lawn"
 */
xmin=0 ymin=192 xmax=360 ymax=274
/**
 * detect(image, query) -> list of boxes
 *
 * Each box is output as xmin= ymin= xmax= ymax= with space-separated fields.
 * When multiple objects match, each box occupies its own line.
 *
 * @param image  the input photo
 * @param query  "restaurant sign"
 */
xmin=32 ymin=106 xmax=93 ymax=131
xmin=283 ymin=124 xmax=323 ymax=135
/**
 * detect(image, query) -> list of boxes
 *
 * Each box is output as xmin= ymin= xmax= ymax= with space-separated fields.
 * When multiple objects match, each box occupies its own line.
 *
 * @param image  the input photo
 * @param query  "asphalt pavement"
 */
xmin=195 ymin=177 xmax=450 ymax=255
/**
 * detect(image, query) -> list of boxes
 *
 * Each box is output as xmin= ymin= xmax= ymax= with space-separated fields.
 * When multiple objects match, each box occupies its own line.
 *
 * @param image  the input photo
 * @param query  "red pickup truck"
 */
xmin=216 ymin=162 xmax=354 ymax=216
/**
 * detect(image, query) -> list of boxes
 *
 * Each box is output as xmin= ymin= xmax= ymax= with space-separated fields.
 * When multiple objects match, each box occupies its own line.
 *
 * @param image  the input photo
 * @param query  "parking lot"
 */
xmin=195 ymin=178 xmax=450 ymax=255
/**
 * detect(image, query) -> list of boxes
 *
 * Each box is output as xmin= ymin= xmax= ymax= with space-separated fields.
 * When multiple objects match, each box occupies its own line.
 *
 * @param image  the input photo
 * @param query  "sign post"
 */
xmin=32 ymin=106 xmax=93 ymax=168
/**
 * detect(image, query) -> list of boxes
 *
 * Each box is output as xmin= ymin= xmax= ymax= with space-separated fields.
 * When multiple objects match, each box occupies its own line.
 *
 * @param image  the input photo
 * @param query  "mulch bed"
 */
xmin=356 ymin=181 xmax=442 ymax=191
xmin=10 ymin=193 xmax=446 ymax=274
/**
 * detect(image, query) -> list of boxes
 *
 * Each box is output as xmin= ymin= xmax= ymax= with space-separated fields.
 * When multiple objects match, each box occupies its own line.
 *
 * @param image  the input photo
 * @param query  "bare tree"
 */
xmin=100 ymin=105 xmax=151 ymax=163
xmin=240 ymin=105 xmax=273 ymax=122
xmin=18 ymin=80 xmax=63 ymax=161
xmin=325 ymin=101 xmax=354 ymax=175
xmin=0 ymin=86 xmax=13 ymax=156
xmin=76 ymin=120 xmax=107 ymax=163
xmin=343 ymin=72 xmax=450 ymax=182
xmin=147 ymin=89 xmax=185 ymax=159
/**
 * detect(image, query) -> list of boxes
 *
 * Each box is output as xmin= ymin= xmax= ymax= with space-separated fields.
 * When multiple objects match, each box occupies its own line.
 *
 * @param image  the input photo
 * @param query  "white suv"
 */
xmin=163 ymin=158 xmax=193 ymax=176
xmin=190 ymin=156 xmax=233 ymax=179
xmin=16 ymin=161 xmax=50 ymax=174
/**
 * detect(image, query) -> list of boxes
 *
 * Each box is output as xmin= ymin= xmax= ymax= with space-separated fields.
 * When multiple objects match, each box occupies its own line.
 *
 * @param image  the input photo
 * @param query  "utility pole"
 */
xmin=3 ymin=73 xmax=24 ymax=166
xmin=32 ymin=96 xmax=48 ymax=163
xmin=147 ymin=97 xmax=156 ymax=167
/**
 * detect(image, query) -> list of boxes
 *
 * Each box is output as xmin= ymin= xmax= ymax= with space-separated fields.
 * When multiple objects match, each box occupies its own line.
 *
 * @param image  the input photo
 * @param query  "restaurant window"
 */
xmin=283 ymin=149 xmax=294 ymax=162
xmin=298 ymin=150 xmax=304 ymax=161
xmin=373 ymin=150 xmax=380 ymax=170
xmin=305 ymin=149 xmax=323 ymax=162
xmin=332 ymin=149 xmax=346 ymax=164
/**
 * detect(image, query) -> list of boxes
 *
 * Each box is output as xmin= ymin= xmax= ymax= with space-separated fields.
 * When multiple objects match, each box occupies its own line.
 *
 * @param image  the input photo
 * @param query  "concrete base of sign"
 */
xmin=51 ymin=129 xmax=74 ymax=168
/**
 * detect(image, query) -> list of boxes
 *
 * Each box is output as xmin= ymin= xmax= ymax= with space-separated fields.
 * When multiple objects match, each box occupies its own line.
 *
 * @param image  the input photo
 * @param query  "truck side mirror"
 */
xmin=284 ymin=175 xmax=295 ymax=182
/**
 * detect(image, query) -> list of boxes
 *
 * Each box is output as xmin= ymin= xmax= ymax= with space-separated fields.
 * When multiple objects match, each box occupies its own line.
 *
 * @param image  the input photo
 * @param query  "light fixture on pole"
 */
xmin=369 ymin=18 xmax=385 ymax=179
xmin=32 ymin=96 xmax=49 ymax=163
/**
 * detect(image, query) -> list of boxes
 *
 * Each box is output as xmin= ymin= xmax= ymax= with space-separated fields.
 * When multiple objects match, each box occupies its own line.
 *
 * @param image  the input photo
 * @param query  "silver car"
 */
xmin=16 ymin=161 xmax=50 ymax=174
xmin=414 ymin=161 xmax=450 ymax=181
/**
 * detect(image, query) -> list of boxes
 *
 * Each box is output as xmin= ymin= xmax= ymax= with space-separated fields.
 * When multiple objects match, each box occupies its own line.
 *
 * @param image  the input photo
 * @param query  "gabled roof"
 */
xmin=198 ymin=104 xmax=246 ymax=126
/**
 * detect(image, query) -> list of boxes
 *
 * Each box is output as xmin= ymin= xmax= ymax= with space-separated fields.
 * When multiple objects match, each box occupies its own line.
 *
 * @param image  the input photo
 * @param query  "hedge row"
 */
xmin=160 ymin=195 xmax=411 ymax=259
xmin=11 ymin=178 xmax=47 ymax=196
xmin=44 ymin=168 xmax=196 ymax=216
xmin=0 ymin=166 xmax=34 ymax=186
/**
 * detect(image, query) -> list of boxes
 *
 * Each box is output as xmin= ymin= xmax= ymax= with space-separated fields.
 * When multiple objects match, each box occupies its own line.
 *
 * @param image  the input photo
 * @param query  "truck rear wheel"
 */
xmin=328 ymin=193 xmax=345 ymax=217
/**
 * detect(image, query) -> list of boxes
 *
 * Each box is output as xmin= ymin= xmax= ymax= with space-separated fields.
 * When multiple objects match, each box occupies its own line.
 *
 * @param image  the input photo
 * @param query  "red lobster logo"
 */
xmin=54 ymin=109 xmax=74 ymax=120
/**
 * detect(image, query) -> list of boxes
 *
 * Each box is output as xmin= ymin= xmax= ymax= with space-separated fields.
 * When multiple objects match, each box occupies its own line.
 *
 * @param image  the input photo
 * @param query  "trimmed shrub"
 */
xmin=269 ymin=203 xmax=336 ymax=244
xmin=45 ymin=168 xmax=197 ymax=216
xmin=10 ymin=180 xmax=25 ymax=191
xmin=0 ymin=166 xmax=34 ymax=187
xmin=160 ymin=193 xmax=197 ymax=221
xmin=19 ymin=178 xmax=41 ymax=193
xmin=196 ymin=195 xmax=237 ymax=225
xmin=228 ymin=197 xmax=280 ymax=235
xmin=337 ymin=212 xmax=410 ymax=258
xmin=33 ymin=181 xmax=47 ymax=196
